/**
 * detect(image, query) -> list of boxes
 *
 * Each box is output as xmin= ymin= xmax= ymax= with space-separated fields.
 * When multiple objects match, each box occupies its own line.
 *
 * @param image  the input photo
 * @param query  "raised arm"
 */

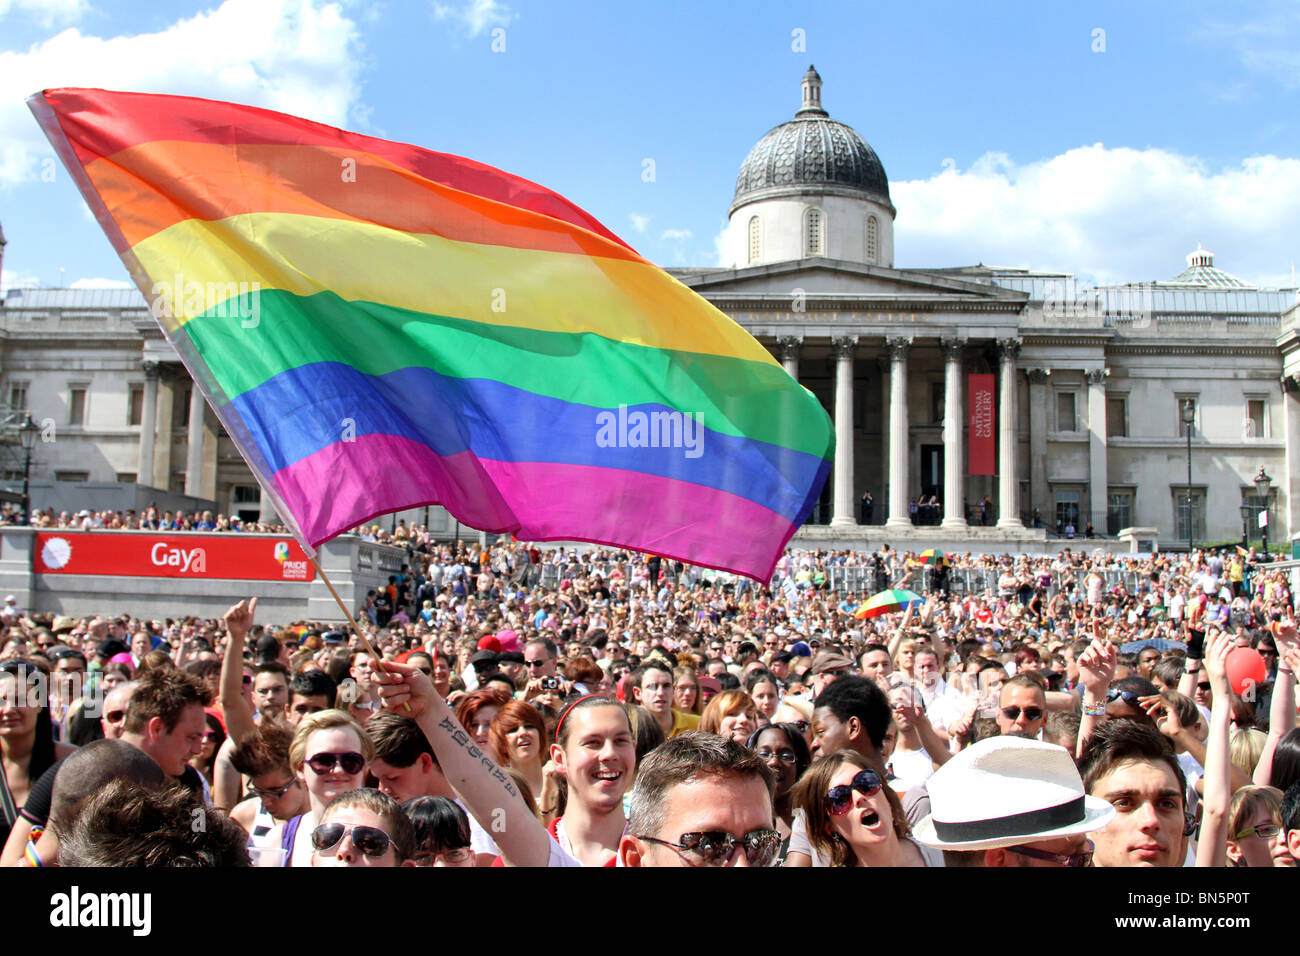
xmin=1177 ymin=623 xmax=1202 ymax=700
xmin=372 ymin=659 xmax=553 ymax=867
xmin=1196 ymin=632 xmax=1234 ymax=867
xmin=1075 ymin=636 xmax=1117 ymax=759
xmin=1254 ymin=623 xmax=1298 ymax=787
xmin=219 ymin=599 xmax=258 ymax=744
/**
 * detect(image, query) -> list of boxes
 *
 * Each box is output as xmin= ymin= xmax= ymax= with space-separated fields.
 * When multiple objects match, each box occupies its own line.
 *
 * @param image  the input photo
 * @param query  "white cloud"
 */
xmin=0 ymin=0 xmax=364 ymax=186
xmin=661 ymin=228 xmax=692 ymax=241
xmin=0 ymin=267 xmax=40 ymax=293
xmin=432 ymin=0 xmax=512 ymax=37
xmin=1203 ymin=8 xmax=1300 ymax=91
xmin=891 ymin=144 xmax=1300 ymax=286
xmin=628 ymin=213 xmax=649 ymax=233
xmin=0 ymin=0 xmax=88 ymax=28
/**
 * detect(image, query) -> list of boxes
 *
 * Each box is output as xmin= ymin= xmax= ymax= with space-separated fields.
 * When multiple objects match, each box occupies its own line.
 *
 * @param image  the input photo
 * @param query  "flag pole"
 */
xmin=304 ymin=552 xmax=382 ymax=657
xmin=305 ymin=550 xmax=411 ymax=713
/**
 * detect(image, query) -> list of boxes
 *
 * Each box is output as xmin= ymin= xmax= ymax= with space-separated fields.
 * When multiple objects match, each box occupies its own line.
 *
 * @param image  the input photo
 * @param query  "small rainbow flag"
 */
xmin=30 ymin=89 xmax=832 ymax=579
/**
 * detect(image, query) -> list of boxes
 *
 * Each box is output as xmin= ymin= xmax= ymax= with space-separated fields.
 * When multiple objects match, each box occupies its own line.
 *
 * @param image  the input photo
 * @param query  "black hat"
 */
xmin=471 ymin=650 xmax=499 ymax=669
xmin=96 ymin=638 xmax=130 ymax=660
xmin=497 ymin=651 xmax=525 ymax=665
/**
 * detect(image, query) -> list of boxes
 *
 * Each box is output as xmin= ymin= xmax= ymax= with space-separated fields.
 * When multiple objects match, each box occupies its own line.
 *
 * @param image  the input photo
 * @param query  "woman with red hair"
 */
xmin=489 ymin=700 xmax=548 ymax=808
xmin=454 ymin=687 xmax=511 ymax=753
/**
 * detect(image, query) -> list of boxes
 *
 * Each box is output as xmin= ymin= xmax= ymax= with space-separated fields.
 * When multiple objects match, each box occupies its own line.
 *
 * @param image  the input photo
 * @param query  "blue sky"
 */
xmin=1 ymin=0 xmax=1298 ymax=290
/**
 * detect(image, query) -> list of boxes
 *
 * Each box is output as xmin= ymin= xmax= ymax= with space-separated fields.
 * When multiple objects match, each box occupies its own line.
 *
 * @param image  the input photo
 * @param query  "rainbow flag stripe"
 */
xmin=30 ymin=88 xmax=834 ymax=579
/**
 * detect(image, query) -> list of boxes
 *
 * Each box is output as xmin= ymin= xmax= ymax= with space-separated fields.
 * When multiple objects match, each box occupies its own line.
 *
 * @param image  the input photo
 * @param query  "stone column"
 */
xmin=200 ymin=409 xmax=219 ymax=502
xmin=878 ymin=357 xmax=890 ymax=523
xmin=138 ymin=361 xmax=159 ymax=488
xmin=184 ymin=382 xmax=207 ymax=498
xmin=152 ymin=372 xmax=175 ymax=491
xmin=830 ymin=336 xmax=858 ymax=527
xmin=1086 ymin=368 xmax=1109 ymax=535
xmin=777 ymin=336 xmax=802 ymax=382
xmin=1027 ymin=368 xmax=1049 ymax=525
xmin=996 ymin=338 xmax=1023 ymax=528
xmin=885 ymin=336 xmax=912 ymax=532
xmin=1284 ymin=375 xmax=1300 ymax=543
xmin=941 ymin=337 xmax=967 ymax=529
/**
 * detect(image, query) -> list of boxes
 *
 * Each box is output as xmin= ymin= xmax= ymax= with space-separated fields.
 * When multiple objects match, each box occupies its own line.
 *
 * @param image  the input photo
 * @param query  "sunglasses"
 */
xmin=252 ymin=779 xmax=299 ymax=800
xmin=524 ymin=659 xmax=550 ymax=669
xmin=1106 ymin=688 xmax=1143 ymax=706
xmin=311 ymin=823 xmax=393 ymax=857
xmin=104 ymin=710 xmax=126 ymax=723
xmin=826 ymin=769 xmax=884 ymax=815
xmin=1006 ymin=843 xmax=1093 ymax=867
xmin=636 ymin=828 xmax=781 ymax=867
xmin=305 ymin=752 xmax=366 ymax=775
xmin=1197 ymin=682 xmax=1212 ymax=692
xmin=756 ymin=748 xmax=798 ymax=765
xmin=1000 ymin=705 xmax=1045 ymax=722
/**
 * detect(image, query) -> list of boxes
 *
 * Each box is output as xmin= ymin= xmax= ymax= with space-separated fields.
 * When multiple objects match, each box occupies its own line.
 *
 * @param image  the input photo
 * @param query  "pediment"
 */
xmin=671 ymin=258 xmax=1025 ymax=302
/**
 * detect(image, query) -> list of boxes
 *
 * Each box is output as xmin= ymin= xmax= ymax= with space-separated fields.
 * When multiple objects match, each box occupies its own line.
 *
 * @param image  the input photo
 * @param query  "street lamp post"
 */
xmin=18 ymin=414 xmax=39 ymax=525
xmin=1253 ymin=466 xmax=1273 ymax=558
xmin=1239 ymin=505 xmax=1251 ymax=553
xmin=1181 ymin=400 xmax=1196 ymax=553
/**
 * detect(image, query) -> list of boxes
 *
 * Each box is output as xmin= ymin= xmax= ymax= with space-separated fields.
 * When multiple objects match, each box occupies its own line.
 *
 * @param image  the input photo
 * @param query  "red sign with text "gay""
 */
xmin=33 ymin=532 xmax=315 ymax=581
xmin=968 ymin=374 xmax=996 ymax=476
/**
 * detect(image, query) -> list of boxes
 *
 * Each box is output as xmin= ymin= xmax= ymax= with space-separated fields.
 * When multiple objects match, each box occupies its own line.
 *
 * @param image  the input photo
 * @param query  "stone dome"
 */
xmin=731 ymin=66 xmax=892 ymax=214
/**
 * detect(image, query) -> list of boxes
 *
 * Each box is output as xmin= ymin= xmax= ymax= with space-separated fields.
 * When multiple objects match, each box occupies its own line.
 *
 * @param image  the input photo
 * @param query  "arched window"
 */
xmin=748 ymin=216 xmax=761 ymax=264
xmin=865 ymin=215 xmax=879 ymax=264
xmin=804 ymin=207 xmax=823 ymax=257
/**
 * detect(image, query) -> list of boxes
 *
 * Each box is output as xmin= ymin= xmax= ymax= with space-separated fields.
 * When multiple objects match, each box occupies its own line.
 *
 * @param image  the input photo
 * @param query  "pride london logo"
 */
xmin=595 ymin=406 xmax=704 ymax=459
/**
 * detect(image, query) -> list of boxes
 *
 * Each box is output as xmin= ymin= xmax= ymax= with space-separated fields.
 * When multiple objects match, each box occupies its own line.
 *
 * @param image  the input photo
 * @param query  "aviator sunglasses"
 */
xmin=311 ymin=823 xmax=393 ymax=857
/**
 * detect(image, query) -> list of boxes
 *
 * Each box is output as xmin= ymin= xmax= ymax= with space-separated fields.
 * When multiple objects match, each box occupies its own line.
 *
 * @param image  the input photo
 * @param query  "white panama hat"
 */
xmin=913 ymin=736 xmax=1115 ymax=851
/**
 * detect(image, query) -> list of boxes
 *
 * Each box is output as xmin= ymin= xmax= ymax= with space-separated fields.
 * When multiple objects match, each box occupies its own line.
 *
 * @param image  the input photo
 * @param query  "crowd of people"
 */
xmin=0 ymin=535 xmax=1297 ymax=868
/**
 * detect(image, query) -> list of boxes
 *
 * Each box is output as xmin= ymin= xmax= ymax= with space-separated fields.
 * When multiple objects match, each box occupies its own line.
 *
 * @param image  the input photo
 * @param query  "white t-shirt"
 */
xmin=886 ymin=747 xmax=935 ymax=799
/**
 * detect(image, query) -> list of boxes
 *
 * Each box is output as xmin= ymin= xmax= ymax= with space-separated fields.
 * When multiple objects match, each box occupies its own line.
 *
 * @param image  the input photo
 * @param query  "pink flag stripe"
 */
xmin=271 ymin=433 xmax=797 ymax=579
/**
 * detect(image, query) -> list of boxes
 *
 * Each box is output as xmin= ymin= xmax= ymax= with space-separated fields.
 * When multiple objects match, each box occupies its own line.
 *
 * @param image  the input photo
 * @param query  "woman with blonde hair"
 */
xmin=699 ymin=689 xmax=758 ymax=744
xmin=788 ymin=750 xmax=933 ymax=867
xmin=1230 ymin=728 xmax=1268 ymax=780
xmin=278 ymin=708 xmax=373 ymax=867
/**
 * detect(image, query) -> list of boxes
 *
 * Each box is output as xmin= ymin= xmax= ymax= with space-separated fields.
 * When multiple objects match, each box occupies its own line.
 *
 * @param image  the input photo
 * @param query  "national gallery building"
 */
xmin=1 ymin=66 xmax=1298 ymax=553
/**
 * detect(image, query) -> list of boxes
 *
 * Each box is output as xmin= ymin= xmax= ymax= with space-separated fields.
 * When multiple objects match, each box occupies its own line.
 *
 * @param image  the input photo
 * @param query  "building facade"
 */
xmin=1 ymin=66 xmax=1297 ymax=549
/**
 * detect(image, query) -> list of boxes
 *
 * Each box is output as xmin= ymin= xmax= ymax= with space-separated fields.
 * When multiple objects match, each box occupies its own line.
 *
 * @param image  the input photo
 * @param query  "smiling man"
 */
xmin=1079 ymin=719 xmax=1188 ymax=867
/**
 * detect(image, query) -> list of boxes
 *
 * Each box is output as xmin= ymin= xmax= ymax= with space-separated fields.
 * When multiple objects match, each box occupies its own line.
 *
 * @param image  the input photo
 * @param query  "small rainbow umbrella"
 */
xmin=854 ymin=589 xmax=924 ymax=620
xmin=919 ymin=548 xmax=950 ymax=567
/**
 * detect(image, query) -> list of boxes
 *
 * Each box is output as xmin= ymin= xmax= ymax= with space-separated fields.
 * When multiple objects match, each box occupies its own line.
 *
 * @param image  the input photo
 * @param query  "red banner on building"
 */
xmin=33 ymin=532 xmax=315 ymax=581
xmin=969 ymin=373 xmax=996 ymax=475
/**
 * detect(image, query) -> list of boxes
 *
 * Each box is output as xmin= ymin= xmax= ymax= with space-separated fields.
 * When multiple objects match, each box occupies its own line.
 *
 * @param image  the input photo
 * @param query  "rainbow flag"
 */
xmin=30 ymin=89 xmax=833 ymax=579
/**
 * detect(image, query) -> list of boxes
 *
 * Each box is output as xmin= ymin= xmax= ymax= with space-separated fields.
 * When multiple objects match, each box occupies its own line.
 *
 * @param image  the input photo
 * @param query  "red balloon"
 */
xmin=1225 ymin=647 xmax=1267 ymax=697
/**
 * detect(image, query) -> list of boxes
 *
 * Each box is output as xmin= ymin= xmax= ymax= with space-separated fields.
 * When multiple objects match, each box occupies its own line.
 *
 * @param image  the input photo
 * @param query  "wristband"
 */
xmin=1082 ymin=700 xmax=1106 ymax=717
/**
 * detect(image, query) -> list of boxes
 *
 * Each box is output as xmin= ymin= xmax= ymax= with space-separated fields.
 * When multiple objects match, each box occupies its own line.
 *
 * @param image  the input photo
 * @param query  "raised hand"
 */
xmin=1077 ymin=637 xmax=1117 ymax=697
xmin=222 ymin=597 xmax=258 ymax=641
xmin=1138 ymin=694 xmax=1182 ymax=739
xmin=1204 ymin=629 xmax=1233 ymax=694
xmin=371 ymin=659 xmax=439 ymax=718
